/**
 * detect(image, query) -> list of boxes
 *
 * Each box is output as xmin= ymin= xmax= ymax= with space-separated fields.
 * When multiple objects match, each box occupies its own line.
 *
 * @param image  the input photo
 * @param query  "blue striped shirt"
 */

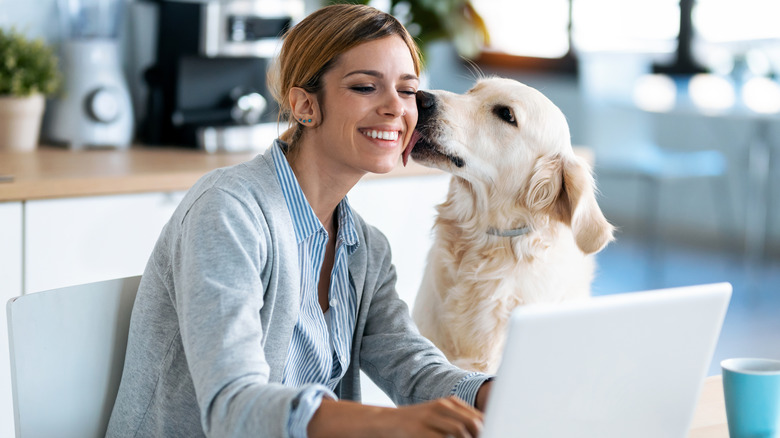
xmin=272 ymin=142 xmax=358 ymax=436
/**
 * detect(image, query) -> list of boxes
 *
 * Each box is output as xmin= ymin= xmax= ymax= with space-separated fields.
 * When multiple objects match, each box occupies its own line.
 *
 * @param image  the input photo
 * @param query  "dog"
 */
xmin=406 ymin=77 xmax=615 ymax=374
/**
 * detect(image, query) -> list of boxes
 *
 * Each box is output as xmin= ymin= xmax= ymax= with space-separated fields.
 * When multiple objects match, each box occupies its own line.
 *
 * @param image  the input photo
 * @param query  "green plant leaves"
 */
xmin=0 ymin=28 xmax=61 ymax=97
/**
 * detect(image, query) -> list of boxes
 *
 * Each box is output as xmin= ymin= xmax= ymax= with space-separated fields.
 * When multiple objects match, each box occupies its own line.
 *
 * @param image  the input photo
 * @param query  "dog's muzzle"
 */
xmin=410 ymin=90 xmax=466 ymax=169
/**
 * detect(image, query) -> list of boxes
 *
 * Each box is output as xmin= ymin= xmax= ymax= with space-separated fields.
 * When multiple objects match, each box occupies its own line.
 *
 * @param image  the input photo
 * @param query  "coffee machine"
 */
xmin=44 ymin=0 xmax=134 ymax=149
xmin=142 ymin=0 xmax=303 ymax=152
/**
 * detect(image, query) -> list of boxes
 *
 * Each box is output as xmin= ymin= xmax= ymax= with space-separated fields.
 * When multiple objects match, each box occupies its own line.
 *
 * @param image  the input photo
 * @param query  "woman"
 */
xmin=107 ymin=4 xmax=491 ymax=437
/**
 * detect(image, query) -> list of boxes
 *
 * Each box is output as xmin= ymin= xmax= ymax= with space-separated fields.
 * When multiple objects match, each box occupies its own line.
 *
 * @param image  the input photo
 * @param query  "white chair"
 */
xmin=6 ymin=276 xmax=141 ymax=438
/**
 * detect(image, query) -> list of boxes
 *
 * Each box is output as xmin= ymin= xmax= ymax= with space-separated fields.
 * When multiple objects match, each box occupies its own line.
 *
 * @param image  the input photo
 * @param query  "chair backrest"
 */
xmin=6 ymin=276 xmax=141 ymax=438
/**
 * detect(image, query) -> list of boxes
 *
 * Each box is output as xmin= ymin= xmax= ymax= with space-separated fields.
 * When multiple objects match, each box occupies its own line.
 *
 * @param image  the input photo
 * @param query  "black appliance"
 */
xmin=142 ymin=0 xmax=302 ymax=151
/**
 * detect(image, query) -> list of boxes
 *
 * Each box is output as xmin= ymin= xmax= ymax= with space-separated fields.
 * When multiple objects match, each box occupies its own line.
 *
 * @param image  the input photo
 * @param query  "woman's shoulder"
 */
xmin=188 ymin=150 xmax=279 ymax=203
xmin=204 ymin=150 xmax=276 ymax=193
xmin=171 ymin=148 xmax=288 ymax=228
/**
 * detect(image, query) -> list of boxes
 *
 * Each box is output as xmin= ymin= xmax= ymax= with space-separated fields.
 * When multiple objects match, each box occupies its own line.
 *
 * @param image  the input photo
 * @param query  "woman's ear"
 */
xmin=288 ymin=87 xmax=321 ymax=127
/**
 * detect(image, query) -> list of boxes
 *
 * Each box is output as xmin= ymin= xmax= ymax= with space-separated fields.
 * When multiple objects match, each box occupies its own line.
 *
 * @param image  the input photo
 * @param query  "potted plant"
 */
xmin=332 ymin=0 xmax=489 ymax=62
xmin=0 ymin=27 xmax=61 ymax=152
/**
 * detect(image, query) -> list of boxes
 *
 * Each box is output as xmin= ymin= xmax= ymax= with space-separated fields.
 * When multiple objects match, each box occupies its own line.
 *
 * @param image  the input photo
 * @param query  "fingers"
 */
xmin=388 ymin=396 xmax=484 ymax=438
xmin=424 ymin=397 xmax=484 ymax=438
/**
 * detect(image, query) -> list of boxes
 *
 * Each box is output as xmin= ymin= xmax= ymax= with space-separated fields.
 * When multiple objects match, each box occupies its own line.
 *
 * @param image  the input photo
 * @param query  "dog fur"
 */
xmin=410 ymin=77 xmax=615 ymax=374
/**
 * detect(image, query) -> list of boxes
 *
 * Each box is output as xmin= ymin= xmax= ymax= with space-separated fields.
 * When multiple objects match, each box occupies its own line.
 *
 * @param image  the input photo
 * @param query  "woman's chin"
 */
xmin=367 ymin=157 xmax=400 ymax=175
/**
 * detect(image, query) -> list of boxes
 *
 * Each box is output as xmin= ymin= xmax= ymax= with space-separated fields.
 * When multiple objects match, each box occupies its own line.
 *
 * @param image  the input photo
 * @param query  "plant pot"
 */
xmin=0 ymin=94 xmax=45 ymax=152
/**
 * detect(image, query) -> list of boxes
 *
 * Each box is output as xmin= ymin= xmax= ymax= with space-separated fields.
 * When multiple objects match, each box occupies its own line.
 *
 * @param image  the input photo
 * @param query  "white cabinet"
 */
xmin=349 ymin=173 xmax=450 ymax=307
xmin=0 ymin=202 xmax=23 ymax=438
xmin=1 ymin=192 xmax=183 ymax=436
xmin=348 ymin=173 xmax=451 ymax=407
xmin=24 ymin=192 xmax=184 ymax=294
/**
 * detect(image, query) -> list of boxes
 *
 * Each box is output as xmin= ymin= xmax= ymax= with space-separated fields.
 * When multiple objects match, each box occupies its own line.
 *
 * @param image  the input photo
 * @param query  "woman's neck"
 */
xmin=287 ymin=142 xmax=360 ymax=228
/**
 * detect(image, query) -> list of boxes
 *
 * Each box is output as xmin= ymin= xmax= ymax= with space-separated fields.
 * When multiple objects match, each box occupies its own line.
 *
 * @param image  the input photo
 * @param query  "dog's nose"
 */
xmin=416 ymin=90 xmax=436 ymax=118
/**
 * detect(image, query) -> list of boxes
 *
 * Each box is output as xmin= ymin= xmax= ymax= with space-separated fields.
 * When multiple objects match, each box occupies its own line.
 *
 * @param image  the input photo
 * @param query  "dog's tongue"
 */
xmin=402 ymin=130 xmax=421 ymax=167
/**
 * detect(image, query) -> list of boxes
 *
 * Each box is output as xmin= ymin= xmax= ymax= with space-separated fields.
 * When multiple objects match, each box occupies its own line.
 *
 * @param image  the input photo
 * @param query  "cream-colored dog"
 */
xmin=407 ymin=77 xmax=615 ymax=374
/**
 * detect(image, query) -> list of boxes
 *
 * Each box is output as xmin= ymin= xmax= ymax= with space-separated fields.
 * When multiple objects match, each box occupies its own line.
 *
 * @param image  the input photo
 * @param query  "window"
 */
xmin=572 ymin=0 xmax=679 ymax=54
xmin=471 ymin=0 xmax=575 ymax=72
xmin=692 ymin=0 xmax=780 ymax=76
xmin=694 ymin=0 xmax=780 ymax=43
xmin=464 ymin=1 xmax=780 ymax=76
xmin=472 ymin=0 xmax=570 ymax=59
xmin=471 ymin=0 xmax=681 ymax=73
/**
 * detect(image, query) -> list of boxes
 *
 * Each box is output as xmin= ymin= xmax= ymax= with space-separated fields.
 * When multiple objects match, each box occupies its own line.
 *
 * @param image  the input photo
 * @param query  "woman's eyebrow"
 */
xmin=345 ymin=69 xmax=383 ymax=79
xmin=344 ymin=70 xmax=419 ymax=82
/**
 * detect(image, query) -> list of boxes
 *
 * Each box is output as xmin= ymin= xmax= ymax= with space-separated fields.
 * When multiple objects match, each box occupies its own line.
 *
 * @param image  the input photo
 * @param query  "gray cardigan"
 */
xmin=106 ymin=145 xmax=478 ymax=437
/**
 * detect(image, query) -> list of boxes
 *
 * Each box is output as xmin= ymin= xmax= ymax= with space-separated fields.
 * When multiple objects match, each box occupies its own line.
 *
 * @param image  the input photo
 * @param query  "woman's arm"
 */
xmin=475 ymin=381 xmax=493 ymax=412
xmin=174 ymin=187 xmax=304 ymax=437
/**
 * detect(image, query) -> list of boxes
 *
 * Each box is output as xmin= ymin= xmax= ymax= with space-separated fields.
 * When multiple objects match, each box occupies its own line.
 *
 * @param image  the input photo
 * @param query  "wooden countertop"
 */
xmin=689 ymin=375 xmax=728 ymax=437
xmin=0 ymin=145 xmax=442 ymax=202
xmin=0 ymin=145 xmax=594 ymax=202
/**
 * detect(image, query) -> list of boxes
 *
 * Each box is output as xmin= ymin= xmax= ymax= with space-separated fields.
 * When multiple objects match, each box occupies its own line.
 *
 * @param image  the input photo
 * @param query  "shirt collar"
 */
xmin=336 ymin=197 xmax=359 ymax=254
xmin=272 ymin=140 xmax=360 ymax=252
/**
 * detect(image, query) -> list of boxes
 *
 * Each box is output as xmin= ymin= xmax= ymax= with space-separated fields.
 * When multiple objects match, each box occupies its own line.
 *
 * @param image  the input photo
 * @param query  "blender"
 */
xmin=44 ymin=0 xmax=133 ymax=149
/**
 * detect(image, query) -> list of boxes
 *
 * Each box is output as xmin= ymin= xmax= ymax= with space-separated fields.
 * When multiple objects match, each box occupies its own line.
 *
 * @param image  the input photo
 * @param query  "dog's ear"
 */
xmin=526 ymin=154 xmax=614 ymax=254
xmin=556 ymin=155 xmax=615 ymax=254
xmin=526 ymin=155 xmax=565 ymax=214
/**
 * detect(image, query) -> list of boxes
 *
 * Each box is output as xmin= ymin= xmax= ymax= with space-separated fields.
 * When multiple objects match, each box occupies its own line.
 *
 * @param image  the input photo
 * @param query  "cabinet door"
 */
xmin=24 ymin=192 xmax=184 ymax=294
xmin=0 ymin=202 xmax=23 ymax=438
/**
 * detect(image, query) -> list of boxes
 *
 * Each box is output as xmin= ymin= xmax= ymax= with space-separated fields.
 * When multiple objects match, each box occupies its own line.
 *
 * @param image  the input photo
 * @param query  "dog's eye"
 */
xmin=493 ymin=105 xmax=517 ymax=126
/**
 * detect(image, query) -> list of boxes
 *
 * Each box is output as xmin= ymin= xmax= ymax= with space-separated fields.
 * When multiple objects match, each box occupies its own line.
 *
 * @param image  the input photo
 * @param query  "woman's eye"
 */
xmin=350 ymin=86 xmax=375 ymax=93
xmin=399 ymin=89 xmax=417 ymax=96
xmin=493 ymin=105 xmax=517 ymax=126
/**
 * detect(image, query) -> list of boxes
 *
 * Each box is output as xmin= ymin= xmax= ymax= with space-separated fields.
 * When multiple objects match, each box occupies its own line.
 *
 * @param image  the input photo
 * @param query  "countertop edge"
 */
xmin=0 ymin=146 xmax=590 ymax=202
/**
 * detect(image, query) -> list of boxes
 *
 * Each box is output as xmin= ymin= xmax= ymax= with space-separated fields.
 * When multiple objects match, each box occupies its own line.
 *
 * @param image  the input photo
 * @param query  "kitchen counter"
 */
xmin=0 ymin=145 xmax=442 ymax=202
xmin=0 ymin=145 xmax=594 ymax=202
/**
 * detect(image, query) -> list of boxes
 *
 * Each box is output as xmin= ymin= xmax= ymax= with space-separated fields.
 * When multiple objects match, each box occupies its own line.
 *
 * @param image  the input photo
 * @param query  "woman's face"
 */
xmin=310 ymin=35 xmax=419 ymax=176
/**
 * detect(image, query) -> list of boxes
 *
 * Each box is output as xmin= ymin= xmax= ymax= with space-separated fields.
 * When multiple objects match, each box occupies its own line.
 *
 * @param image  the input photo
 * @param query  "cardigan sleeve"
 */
xmin=174 ymin=186 xmax=324 ymax=437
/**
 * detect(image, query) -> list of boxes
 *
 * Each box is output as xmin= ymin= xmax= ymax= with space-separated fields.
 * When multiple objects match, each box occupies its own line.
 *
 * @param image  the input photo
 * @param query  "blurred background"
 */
xmin=2 ymin=0 xmax=778 ymax=397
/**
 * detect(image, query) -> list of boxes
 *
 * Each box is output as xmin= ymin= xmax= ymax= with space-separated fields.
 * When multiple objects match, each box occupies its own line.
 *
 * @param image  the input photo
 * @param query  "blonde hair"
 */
xmin=267 ymin=4 xmax=422 ymax=145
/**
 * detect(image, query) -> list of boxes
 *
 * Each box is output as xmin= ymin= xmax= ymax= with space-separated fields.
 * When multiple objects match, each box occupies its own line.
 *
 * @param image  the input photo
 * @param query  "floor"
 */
xmin=591 ymin=232 xmax=780 ymax=376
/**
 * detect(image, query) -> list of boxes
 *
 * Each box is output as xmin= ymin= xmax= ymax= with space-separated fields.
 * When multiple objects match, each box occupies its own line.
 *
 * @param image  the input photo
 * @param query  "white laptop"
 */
xmin=482 ymin=282 xmax=732 ymax=438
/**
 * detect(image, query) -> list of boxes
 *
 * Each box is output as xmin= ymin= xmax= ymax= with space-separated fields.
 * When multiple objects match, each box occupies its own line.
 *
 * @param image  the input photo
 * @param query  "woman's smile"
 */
xmin=359 ymin=128 xmax=400 ymax=141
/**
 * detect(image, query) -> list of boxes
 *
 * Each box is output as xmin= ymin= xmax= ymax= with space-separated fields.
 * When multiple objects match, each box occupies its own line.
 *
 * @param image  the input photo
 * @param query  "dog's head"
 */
xmin=409 ymin=77 xmax=614 ymax=254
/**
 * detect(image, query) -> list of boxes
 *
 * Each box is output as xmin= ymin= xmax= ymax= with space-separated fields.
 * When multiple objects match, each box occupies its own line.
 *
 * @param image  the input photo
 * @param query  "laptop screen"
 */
xmin=482 ymin=282 xmax=731 ymax=438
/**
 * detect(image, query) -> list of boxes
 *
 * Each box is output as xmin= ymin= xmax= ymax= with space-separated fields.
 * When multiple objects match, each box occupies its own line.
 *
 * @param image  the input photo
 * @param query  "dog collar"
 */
xmin=486 ymin=226 xmax=531 ymax=237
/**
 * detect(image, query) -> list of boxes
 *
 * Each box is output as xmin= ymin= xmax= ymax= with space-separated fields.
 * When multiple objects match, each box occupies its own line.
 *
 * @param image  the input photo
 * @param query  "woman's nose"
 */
xmin=380 ymin=90 xmax=405 ymax=117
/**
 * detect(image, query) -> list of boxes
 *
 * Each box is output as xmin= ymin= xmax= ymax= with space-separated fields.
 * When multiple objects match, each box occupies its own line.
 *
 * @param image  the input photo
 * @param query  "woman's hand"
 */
xmin=388 ymin=396 xmax=484 ymax=438
xmin=308 ymin=396 xmax=484 ymax=438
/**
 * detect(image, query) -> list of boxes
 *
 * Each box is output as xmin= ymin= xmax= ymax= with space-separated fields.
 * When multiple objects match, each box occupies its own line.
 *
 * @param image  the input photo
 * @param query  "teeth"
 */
xmin=363 ymin=130 xmax=398 ymax=141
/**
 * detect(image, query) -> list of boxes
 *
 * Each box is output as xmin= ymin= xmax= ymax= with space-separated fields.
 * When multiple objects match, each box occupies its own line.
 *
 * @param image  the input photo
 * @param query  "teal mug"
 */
xmin=721 ymin=358 xmax=780 ymax=438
